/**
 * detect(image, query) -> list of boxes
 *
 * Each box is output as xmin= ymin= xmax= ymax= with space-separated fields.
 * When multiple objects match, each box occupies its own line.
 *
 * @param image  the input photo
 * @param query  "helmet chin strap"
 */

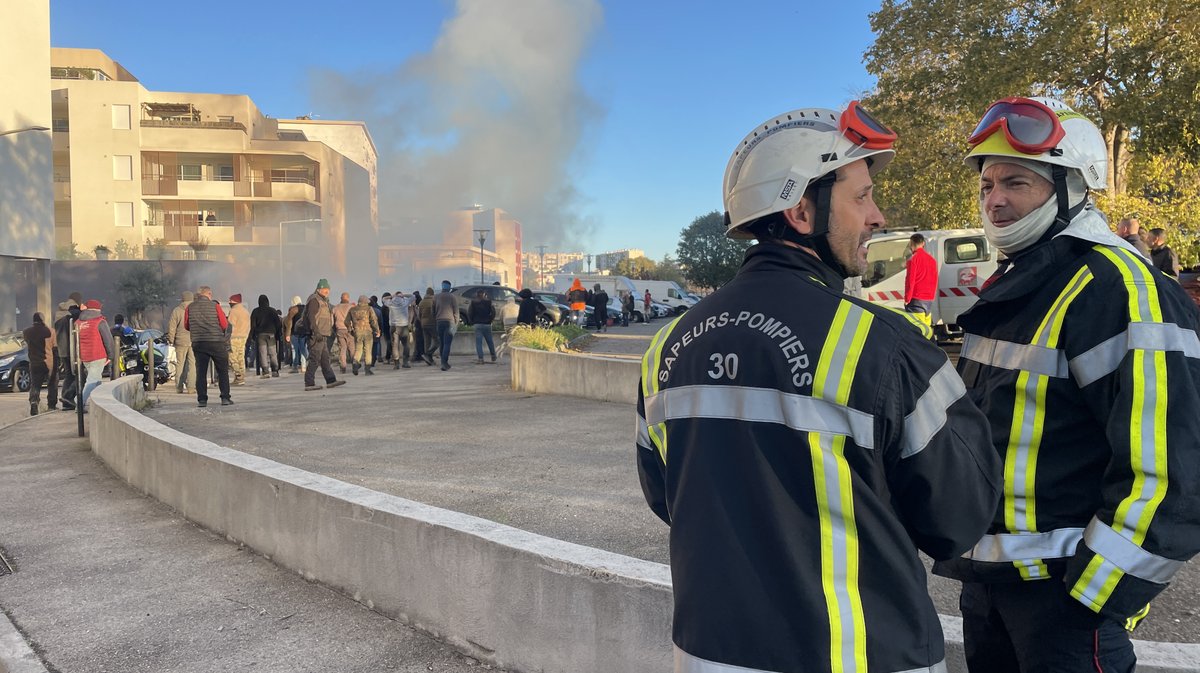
xmin=765 ymin=173 xmax=853 ymax=278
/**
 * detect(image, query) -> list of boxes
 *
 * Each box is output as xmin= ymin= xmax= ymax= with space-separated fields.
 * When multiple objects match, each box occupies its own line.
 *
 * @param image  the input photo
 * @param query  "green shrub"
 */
xmin=508 ymin=324 xmax=568 ymax=352
xmin=552 ymin=323 xmax=588 ymax=342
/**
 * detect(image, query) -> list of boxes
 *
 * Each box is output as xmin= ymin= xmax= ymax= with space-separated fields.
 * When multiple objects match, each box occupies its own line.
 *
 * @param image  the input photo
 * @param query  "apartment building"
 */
xmin=50 ymin=48 xmax=377 ymax=282
xmin=594 ymin=248 xmax=645 ymax=271
xmin=0 ymin=0 xmax=53 ymax=332
xmin=380 ymin=205 xmax=524 ymax=290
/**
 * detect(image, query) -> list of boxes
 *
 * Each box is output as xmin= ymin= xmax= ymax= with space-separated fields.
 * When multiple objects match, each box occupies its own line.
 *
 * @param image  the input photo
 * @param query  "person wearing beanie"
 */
xmin=249 ymin=294 xmax=283 ymax=378
xmin=225 ymin=294 xmax=251 ymax=386
xmin=22 ymin=312 xmax=57 ymax=415
xmin=331 ymin=292 xmax=354 ymax=373
xmin=434 ymin=281 xmax=458 ymax=370
xmin=418 ymin=287 xmax=437 ymax=366
xmin=346 ymin=294 xmax=380 ymax=375
xmin=283 ymin=295 xmax=307 ymax=373
xmin=167 ymin=290 xmax=196 ymax=394
xmin=77 ymin=299 xmax=115 ymax=410
xmin=301 ymin=279 xmax=345 ymax=391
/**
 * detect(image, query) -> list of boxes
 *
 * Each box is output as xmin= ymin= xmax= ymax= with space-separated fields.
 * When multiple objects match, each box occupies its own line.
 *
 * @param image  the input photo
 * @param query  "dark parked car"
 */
xmin=0 ymin=333 xmax=31 ymax=393
xmin=451 ymin=285 xmax=562 ymax=327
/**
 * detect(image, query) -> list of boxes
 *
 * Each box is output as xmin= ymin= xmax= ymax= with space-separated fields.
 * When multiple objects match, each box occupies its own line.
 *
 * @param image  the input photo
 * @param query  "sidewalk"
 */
xmin=0 ymin=411 xmax=498 ymax=673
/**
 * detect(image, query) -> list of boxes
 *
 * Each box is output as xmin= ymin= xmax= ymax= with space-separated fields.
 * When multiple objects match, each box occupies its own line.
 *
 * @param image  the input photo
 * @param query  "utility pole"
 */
xmin=536 ymin=245 xmax=547 ymax=290
xmin=473 ymin=229 xmax=490 ymax=283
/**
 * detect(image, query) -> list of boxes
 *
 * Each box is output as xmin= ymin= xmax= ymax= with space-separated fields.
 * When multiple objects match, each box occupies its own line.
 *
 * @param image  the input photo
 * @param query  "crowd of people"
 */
xmin=24 ymin=277 xmax=517 ymax=413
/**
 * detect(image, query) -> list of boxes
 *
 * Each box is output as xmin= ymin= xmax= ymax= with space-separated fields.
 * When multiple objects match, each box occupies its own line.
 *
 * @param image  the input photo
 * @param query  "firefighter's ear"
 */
xmin=781 ymin=198 xmax=815 ymax=236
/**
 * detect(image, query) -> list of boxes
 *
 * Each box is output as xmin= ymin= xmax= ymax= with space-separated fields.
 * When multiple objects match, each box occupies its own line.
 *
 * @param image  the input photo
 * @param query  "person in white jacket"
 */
xmin=386 ymin=291 xmax=413 ymax=369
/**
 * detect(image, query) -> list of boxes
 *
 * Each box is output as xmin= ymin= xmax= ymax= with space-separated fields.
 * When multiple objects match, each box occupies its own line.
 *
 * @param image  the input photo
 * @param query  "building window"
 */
xmin=111 ymin=104 xmax=131 ymax=130
xmin=113 ymin=155 xmax=133 ymax=181
xmin=52 ymin=118 xmax=69 ymax=132
xmin=215 ymin=165 xmax=234 ymax=181
xmin=114 ymin=202 xmax=134 ymax=227
xmin=178 ymin=164 xmax=202 ymax=181
xmin=217 ymin=115 xmax=234 ymax=123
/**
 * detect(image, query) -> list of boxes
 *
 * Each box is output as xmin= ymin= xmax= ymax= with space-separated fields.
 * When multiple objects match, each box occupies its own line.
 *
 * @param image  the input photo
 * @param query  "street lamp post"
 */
xmin=537 ymin=245 xmax=547 ymax=290
xmin=0 ymin=126 xmax=49 ymax=138
xmin=278 ymin=218 xmax=321 ymax=303
xmin=473 ymin=229 xmax=490 ymax=283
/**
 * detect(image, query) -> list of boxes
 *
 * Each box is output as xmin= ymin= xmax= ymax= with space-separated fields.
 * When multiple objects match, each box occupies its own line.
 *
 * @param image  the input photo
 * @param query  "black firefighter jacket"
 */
xmin=637 ymin=243 xmax=1002 ymax=673
xmin=933 ymin=231 xmax=1200 ymax=626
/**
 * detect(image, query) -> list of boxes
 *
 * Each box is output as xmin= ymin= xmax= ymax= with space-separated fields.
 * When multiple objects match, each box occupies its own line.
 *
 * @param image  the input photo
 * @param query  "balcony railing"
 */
xmin=140 ymin=119 xmax=247 ymax=132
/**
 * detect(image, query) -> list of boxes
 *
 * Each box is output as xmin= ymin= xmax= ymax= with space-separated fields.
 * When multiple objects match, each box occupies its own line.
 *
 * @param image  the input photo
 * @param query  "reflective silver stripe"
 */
xmin=636 ymin=413 xmax=653 ymax=450
xmin=1070 ymin=322 xmax=1200 ymax=387
xmin=674 ymin=646 xmax=947 ymax=673
xmin=1073 ymin=554 xmax=1124 ymax=611
xmin=961 ymin=333 xmax=1068 ymax=377
xmin=963 ymin=528 xmax=1085 ymax=562
xmin=643 ymin=385 xmax=875 ymax=450
xmin=901 ymin=360 xmax=966 ymax=458
xmin=1084 ymin=516 xmax=1182 ymax=584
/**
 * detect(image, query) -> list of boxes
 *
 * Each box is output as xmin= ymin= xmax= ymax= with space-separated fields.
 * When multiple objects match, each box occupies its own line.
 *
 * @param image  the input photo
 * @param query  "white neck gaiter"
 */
xmin=979 ymin=157 xmax=1089 ymax=256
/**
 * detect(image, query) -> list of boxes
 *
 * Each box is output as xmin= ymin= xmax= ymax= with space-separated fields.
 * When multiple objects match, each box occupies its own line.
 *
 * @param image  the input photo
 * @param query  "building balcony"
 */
xmin=140 ymin=119 xmax=246 ymax=132
xmin=157 ymin=178 xmax=318 ymax=203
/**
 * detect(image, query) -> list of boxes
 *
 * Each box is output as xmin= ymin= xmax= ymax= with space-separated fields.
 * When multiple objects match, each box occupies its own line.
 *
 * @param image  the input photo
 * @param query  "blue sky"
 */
xmin=51 ymin=0 xmax=884 ymax=260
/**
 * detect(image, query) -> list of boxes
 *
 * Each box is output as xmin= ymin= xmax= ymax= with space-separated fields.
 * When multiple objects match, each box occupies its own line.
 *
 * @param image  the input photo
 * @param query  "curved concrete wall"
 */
xmin=88 ymin=375 xmax=1199 ymax=673
xmin=510 ymin=347 xmax=640 ymax=404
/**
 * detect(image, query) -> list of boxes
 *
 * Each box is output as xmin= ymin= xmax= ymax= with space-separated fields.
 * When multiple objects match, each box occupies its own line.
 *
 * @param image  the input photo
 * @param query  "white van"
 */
xmin=635 ymin=280 xmax=697 ymax=314
xmin=846 ymin=228 xmax=999 ymax=340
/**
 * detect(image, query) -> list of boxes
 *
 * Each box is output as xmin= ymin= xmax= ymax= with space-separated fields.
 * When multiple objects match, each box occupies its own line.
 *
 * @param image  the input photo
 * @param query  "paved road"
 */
xmin=140 ymin=348 xmax=1198 ymax=643
xmin=0 ymin=411 xmax=501 ymax=673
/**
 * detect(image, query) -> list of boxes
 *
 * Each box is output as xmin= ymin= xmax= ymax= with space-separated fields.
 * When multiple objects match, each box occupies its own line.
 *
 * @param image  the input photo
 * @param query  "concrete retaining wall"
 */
xmin=510 ymin=347 xmax=640 ymax=404
xmin=88 ymin=375 xmax=1199 ymax=673
xmin=90 ymin=376 xmax=673 ymax=673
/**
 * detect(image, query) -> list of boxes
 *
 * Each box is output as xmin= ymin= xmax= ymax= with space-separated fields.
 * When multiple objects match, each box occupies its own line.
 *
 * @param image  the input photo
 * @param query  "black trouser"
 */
xmin=29 ymin=360 xmax=58 ymax=409
xmin=412 ymin=319 xmax=425 ymax=360
xmin=192 ymin=340 xmax=231 ymax=403
xmin=960 ymin=580 xmax=1135 ymax=673
xmin=59 ymin=354 xmax=77 ymax=408
xmin=304 ymin=335 xmax=337 ymax=386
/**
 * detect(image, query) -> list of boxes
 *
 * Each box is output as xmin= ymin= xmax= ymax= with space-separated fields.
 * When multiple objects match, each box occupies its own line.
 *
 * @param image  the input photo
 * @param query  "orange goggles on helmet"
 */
xmin=967 ymin=97 xmax=1066 ymax=154
xmin=839 ymin=100 xmax=897 ymax=150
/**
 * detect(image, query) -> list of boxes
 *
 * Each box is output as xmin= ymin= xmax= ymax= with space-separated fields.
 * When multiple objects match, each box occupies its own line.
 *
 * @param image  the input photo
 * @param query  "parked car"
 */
xmin=450 ymin=285 xmax=562 ymax=328
xmin=0 ymin=333 xmax=31 ymax=393
xmin=532 ymin=293 xmax=574 ymax=325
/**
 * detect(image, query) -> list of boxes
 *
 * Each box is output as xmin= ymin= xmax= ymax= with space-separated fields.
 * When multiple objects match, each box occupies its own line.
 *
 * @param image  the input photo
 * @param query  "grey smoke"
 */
xmin=311 ymin=0 xmax=604 ymax=248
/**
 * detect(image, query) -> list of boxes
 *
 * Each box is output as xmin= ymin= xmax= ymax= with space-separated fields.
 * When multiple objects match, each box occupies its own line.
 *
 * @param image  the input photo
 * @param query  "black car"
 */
xmin=451 ymin=285 xmax=561 ymax=327
xmin=0 ymin=333 xmax=31 ymax=393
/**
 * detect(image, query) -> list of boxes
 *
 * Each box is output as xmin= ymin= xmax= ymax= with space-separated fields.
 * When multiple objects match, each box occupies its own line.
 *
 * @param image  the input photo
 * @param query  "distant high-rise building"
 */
xmin=594 ymin=248 xmax=645 ymax=271
xmin=380 ymin=205 xmax=523 ymax=289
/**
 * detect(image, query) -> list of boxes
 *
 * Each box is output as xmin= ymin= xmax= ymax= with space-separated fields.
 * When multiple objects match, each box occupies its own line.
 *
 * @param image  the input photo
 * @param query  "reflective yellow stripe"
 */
xmin=883 ymin=305 xmax=934 ymax=339
xmin=1072 ymin=247 xmax=1171 ymax=611
xmin=640 ymin=318 xmax=683 ymax=463
xmin=1002 ymin=265 xmax=1093 ymax=580
xmin=812 ymin=301 xmax=872 ymax=672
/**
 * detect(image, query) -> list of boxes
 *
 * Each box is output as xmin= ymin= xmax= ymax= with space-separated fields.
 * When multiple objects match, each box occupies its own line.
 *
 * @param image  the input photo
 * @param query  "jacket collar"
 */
xmin=739 ymin=242 xmax=845 ymax=289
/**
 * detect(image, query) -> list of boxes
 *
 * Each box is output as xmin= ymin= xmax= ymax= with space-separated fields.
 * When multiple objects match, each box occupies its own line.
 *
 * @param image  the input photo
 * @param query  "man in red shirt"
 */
xmin=904 ymin=233 xmax=938 ymax=327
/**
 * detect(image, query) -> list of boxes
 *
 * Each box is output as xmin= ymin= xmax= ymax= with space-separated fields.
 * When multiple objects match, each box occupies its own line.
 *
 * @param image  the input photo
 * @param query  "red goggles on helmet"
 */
xmin=840 ymin=100 xmax=897 ymax=150
xmin=967 ymin=97 xmax=1066 ymax=154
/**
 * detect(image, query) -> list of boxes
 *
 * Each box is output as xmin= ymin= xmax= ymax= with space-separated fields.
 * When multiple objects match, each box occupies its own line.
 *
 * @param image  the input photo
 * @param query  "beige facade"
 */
xmin=0 ymin=0 xmax=54 ymax=331
xmin=50 ymin=48 xmax=376 ymax=289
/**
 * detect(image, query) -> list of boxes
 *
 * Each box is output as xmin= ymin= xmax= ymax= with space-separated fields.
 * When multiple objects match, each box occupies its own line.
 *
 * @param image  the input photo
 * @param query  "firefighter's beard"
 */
xmin=981 ymin=193 xmax=1058 ymax=256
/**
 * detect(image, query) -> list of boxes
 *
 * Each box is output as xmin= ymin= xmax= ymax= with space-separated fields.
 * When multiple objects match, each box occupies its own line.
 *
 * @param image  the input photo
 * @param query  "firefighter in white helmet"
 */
xmin=933 ymin=97 xmax=1200 ymax=672
xmin=636 ymin=103 xmax=1002 ymax=673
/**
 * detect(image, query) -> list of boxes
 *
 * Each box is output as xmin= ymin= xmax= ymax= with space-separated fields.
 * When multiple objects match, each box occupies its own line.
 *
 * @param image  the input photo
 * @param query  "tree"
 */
xmin=613 ymin=255 xmax=659 ymax=280
xmin=115 ymin=263 xmax=175 ymax=328
xmin=655 ymin=255 xmax=688 ymax=286
xmin=676 ymin=211 xmax=750 ymax=290
xmin=864 ymin=0 xmax=1200 ymax=238
xmin=113 ymin=238 xmax=139 ymax=260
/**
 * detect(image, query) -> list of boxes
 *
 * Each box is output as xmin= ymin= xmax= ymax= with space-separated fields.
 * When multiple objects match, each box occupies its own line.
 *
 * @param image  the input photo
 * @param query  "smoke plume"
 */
xmin=311 ymin=0 xmax=604 ymax=248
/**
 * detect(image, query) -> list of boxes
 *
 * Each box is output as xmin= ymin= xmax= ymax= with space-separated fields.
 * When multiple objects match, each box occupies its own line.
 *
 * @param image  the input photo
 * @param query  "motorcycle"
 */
xmin=117 ymin=333 xmax=170 ymax=389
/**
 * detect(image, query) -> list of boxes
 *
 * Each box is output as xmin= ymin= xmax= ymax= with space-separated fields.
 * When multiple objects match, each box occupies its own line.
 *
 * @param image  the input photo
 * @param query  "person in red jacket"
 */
xmin=904 ymin=233 xmax=938 ymax=327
